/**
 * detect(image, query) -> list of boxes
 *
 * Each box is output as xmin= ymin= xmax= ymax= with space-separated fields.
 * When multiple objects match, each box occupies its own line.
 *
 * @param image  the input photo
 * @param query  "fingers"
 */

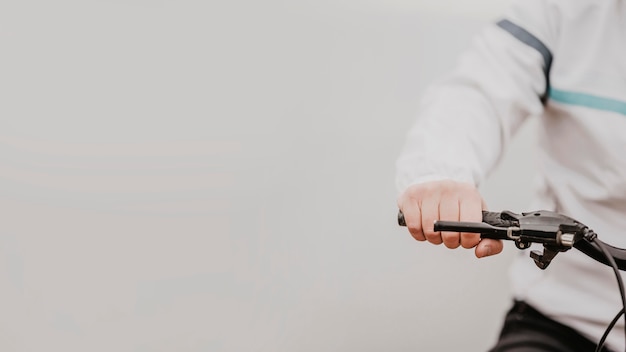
xmin=400 ymin=181 xmax=463 ymax=247
xmin=398 ymin=180 xmax=504 ymax=258
xmin=439 ymin=193 xmax=460 ymax=249
xmin=402 ymin=199 xmax=425 ymax=241
xmin=459 ymin=195 xmax=482 ymax=249
xmin=472 ymin=195 xmax=501 ymax=257
xmin=421 ymin=194 xmax=442 ymax=245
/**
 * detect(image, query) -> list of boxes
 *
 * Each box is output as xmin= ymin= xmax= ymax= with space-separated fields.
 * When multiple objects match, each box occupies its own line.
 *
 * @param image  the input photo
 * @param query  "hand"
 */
xmin=397 ymin=180 xmax=503 ymax=258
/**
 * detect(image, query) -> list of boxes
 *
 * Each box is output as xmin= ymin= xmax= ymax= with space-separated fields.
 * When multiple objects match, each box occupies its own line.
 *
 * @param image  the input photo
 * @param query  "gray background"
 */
xmin=1 ymin=0 xmax=541 ymax=351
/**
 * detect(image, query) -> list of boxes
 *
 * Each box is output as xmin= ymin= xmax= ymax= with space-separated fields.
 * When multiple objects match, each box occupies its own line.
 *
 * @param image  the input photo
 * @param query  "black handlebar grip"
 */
xmin=398 ymin=211 xmax=406 ymax=226
xmin=397 ymin=210 xmax=501 ymax=227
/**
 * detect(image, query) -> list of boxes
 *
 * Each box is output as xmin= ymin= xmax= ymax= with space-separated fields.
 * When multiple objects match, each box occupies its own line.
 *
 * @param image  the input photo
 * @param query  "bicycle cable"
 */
xmin=589 ymin=230 xmax=626 ymax=352
xmin=596 ymin=308 xmax=624 ymax=352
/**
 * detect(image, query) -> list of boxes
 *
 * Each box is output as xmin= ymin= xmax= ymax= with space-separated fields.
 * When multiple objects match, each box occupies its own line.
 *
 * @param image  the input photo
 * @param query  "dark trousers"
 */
xmin=489 ymin=301 xmax=612 ymax=352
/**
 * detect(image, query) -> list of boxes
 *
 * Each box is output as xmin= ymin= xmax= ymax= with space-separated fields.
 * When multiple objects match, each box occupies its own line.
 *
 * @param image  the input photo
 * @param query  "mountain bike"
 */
xmin=398 ymin=209 xmax=626 ymax=352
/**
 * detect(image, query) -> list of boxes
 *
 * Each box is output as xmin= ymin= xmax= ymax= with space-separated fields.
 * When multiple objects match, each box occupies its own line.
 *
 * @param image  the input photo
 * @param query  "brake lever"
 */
xmin=433 ymin=220 xmax=521 ymax=242
xmin=397 ymin=209 xmax=588 ymax=269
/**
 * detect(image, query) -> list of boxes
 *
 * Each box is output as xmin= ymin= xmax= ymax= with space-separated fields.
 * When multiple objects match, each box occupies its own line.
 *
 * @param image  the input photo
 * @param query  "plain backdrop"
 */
xmin=0 ymin=0 xmax=542 ymax=351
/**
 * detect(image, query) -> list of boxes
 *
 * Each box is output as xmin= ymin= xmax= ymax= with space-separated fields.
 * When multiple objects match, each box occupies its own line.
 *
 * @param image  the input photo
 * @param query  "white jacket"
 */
xmin=396 ymin=0 xmax=626 ymax=349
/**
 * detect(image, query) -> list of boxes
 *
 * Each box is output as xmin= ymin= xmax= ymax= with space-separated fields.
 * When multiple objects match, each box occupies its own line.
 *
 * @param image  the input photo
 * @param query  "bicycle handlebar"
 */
xmin=397 ymin=209 xmax=626 ymax=271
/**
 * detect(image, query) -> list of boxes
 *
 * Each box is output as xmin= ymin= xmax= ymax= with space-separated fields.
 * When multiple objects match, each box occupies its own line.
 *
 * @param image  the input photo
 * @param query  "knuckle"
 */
xmin=425 ymin=231 xmax=442 ymax=244
xmin=460 ymin=232 xmax=480 ymax=248
xmin=408 ymin=227 xmax=425 ymax=241
xmin=408 ymin=224 xmax=422 ymax=234
xmin=441 ymin=232 xmax=460 ymax=249
xmin=405 ymin=217 xmax=422 ymax=231
xmin=422 ymin=227 xmax=435 ymax=237
xmin=422 ymin=220 xmax=436 ymax=235
xmin=410 ymin=233 xmax=426 ymax=242
xmin=459 ymin=185 xmax=480 ymax=198
xmin=406 ymin=183 xmax=429 ymax=198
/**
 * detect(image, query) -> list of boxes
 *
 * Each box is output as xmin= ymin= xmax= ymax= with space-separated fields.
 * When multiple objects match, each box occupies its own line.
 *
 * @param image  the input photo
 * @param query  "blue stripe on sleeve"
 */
xmin=550 ymin=88 xmax=626 ymax=116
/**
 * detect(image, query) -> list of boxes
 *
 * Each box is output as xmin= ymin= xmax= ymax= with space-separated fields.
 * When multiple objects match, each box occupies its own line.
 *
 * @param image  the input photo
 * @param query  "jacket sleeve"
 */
xmin=395 ymin=0 xmax=557 ymax=193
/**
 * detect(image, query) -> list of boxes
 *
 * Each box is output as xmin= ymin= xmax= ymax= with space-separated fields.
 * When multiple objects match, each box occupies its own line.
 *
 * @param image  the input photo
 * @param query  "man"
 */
xmin=396 ymin=0 xmax=626 ymax=350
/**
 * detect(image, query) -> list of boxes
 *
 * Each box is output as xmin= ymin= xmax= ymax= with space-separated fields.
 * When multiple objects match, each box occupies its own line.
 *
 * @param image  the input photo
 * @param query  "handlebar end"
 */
xmin=398 ymin=211 xmax=406 ymax=227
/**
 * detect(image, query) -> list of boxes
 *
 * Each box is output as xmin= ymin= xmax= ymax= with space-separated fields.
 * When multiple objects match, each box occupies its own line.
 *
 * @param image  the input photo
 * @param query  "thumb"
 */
xmin=476 ymin=238 xmax=503 ymax=258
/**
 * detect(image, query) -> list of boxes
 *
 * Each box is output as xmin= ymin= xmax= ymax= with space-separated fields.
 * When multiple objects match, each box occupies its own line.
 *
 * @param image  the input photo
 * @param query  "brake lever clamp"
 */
xmin=511 ymin=210 xmax=588 ymax=269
